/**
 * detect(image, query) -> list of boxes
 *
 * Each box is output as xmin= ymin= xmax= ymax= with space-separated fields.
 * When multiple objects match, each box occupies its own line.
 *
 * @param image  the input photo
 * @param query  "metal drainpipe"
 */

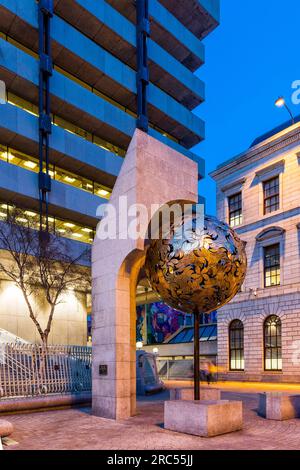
xmin=38 ymin=0 xmax=53 ymax=233
xmin=136 ymin=0 xmax=150 ymax=133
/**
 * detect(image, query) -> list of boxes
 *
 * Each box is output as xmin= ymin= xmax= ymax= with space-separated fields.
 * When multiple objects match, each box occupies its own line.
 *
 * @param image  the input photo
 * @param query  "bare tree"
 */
xmin=0 ymin=207 xmax=91 ymax=351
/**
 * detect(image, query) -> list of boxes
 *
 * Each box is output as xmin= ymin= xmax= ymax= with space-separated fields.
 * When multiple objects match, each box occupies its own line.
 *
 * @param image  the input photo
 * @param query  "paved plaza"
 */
xmin=3 ymin=383 xmax=300 ymax=450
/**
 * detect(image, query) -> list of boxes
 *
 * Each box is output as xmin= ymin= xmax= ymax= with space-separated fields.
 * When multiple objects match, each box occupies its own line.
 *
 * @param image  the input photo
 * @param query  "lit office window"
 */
xmin=264 ymin=315 xmax=282 ymax=371
xmin=228 ymin=192 xmax=242 ymax=227
xmin=0 ymin=203 xmax=95 ymax=244
xmin=229 ymin=320 xmax=244 ymax=371
xmin=264 ymin=244 xmax=280 ymax=287
xmin=263 ymin=176 xmax=279 ymax=214
xmin=0 ymin=144 xmax=112 ymax=200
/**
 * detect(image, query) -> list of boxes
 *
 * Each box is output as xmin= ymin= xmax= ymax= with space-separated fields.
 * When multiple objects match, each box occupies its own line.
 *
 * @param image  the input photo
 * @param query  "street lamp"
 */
xmin=152 ymin=347 xmax=159 ymax=355
xmin=136 ymin=341 xmax=143 ymax=350
xmin=275 ymin=97 xmax=295 ymax=124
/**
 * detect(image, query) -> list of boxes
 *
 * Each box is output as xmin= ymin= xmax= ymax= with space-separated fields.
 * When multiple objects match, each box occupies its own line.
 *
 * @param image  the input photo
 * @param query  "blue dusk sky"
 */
xmin=195 ymin=0 xmax=300 ymax=215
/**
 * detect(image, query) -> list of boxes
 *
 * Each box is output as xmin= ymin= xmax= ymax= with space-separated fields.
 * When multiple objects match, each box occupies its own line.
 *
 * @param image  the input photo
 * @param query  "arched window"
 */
xmin=229 ymin=320 xmax=244 ymax=371
xmin=264 ymin=315 xmax=282 ymax=371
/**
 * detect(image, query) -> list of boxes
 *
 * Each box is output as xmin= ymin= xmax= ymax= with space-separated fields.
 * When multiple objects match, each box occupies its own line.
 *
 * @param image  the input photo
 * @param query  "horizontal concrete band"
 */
xmin=105 ymin=0 xmax=206 ymax=66
xmin=0 ymin=0 xmax=205 ymax=104
xmin=70 ymin=0 xmax=205 ymax=99
xmin=0 ymin=0 xmax=204 ymax=146
xmin=0 ymin=159 xmax=102 ymax=226
xmin=0 ymin=103 xmax=123 ymax=187
xmin=0 ymin=393 xmax=92 ymax=414
xmin=159 ymin=0 xmax=220 ymax=39
xmin=0 ymin=39 xmax=204 ymax=175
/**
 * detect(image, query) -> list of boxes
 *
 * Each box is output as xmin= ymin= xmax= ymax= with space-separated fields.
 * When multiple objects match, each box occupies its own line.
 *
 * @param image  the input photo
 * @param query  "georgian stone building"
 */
xmin=211 ymin=119 xmax=300 ymax=383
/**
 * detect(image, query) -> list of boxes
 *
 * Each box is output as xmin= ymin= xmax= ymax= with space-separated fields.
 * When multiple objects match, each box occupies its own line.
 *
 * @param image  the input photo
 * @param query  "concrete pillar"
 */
xmin=92 ymin=129 xmax=198 ymax=419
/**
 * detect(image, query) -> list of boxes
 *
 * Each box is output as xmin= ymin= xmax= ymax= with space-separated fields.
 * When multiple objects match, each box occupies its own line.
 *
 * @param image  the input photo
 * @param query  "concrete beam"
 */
xmin=160 ymin=0 xmax=220 ymax=39
xmin=0 ymin=103 xmax=123 ymax=188
xmin=54 ymin=0 xmax=205 ymax=110
xmin=0 ymin=39 xmax=205 ymax=176
xmin=0 ymin=1 xmax=204 ymax=145
xmin=0 ymin=160 xmax=102 ymax=226
xmin=105 ymin=0 xmax=205 ymax=72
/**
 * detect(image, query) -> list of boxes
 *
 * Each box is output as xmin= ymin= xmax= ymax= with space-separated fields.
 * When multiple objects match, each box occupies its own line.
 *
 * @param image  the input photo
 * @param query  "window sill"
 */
xmin=263 ymin=370 xmax=283 ymax=374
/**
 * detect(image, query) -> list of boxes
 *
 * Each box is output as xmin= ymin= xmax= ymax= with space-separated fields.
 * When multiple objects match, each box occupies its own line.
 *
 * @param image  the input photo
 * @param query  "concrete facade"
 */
xmin=0 ymin=0 xmax=219 ymax=345
xmin=211 ymin=122 xmax=300 ymax=383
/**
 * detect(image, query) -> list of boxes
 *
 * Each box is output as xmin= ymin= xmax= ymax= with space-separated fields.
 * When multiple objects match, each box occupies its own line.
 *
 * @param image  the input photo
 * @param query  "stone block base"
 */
xmin=170 ymin=387 xmax=221 ymax=401
xmin=0 ymin=419 xmax=14 ymax=438
xmin=258 ymin=393 xmax=300 ymax=420
xmin=164 ymin=400 xmax=243 ymax=437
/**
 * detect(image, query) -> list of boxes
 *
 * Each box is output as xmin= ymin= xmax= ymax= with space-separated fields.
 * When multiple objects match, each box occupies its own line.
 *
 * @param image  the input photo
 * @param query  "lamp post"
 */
xmin=275 ymin=97 xmax=295 ymax=124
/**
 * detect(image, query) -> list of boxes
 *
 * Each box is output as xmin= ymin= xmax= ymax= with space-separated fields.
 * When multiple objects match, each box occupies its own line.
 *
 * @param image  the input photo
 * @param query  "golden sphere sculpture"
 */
xmin=145 ymin=214 xmax=247 ymax=315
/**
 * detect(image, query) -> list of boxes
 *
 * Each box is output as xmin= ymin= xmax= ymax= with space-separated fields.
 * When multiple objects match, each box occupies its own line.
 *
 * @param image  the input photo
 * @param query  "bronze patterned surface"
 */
xmin=145 ymin=214 xmax=247 ymax=314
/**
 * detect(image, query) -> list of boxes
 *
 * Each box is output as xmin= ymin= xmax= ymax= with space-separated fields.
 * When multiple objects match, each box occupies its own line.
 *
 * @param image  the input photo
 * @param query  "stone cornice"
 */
xmin=256 ymin=226 xmax=286 ymax=242
xmin=210 ymin=125 xmax=300 ymax=180
xmin=220 ymin=177 xmax=246 ymax=194
xmin=255 ymin=159 xmax=285 ymax=178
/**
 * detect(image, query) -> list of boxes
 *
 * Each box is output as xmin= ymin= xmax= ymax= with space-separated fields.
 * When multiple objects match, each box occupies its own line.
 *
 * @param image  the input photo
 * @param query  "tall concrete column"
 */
xmin=92 ymin=129 xmax=198 ymax=420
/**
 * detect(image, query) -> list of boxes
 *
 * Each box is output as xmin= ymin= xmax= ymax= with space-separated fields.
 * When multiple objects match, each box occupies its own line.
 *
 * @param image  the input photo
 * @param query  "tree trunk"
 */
xmin=38 ymin=336 xmax=48 ymax=392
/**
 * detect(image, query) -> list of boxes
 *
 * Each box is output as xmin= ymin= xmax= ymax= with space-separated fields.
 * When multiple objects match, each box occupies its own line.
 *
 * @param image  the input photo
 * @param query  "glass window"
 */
xmin=264 ymin=315 xmax=282 ymax=371
xmin=0 ymin=144 xmax=112 ymax=200
xmin=228 ymin=192 xmax=242 ymax=227
xmin=264 ymin=244 xmax=280 ymax=287
xmin=0 ymin=202 xmax=95 ymax=244
xmin=263 ymin=176 xmax=279 ymax=214
xmin=229 ymin=320 xmax=244 ymax=371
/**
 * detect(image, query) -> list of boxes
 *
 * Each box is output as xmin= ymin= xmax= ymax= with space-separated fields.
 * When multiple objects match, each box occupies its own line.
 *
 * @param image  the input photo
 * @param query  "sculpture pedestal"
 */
xmin=164 ymin=400 xmax=243 ymax=437
xmin=259 ymin=393 xmax=300 ymax=420
xmin=170 ymin=387 xmax=221 ymax=401
xmin=0 ymin=419 xmax=13 ymax=438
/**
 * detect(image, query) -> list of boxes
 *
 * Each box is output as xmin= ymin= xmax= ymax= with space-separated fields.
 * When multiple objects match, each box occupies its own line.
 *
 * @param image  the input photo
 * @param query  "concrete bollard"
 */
xmin=164 ymin=400 xmax=243 ymax=437
xmin=258 ymin=392 xmax=300 ymax=420
xmin=170 ymin=387 xmax=221 ymax=401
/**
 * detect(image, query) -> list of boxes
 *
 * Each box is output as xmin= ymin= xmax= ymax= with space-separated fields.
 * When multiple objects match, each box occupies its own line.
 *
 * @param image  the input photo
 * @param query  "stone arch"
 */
xmin=92 ymin=130 xmax=199 ymax=420
xmin=225 ymin=310 xmax=248 ymax=326
xmin=256 ymin=226 xmax=285 ymax=242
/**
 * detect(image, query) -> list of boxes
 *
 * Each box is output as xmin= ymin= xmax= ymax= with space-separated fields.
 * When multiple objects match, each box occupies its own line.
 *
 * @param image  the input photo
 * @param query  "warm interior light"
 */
xmin=25 ymin=211 xmax=37 ymax=217
xmin=16 ymin=217 xmax=28 ymax=223
xmin=48 ymin=217 xmax=55 ymax=223
xmin=64 ymin=222 xmax=75 ymax=228
xmin=24 ymin=160 xmax=37 ymax=169
xmin=57 ymin=228 xmax=66 ymax=233
xmin=64 ymin=176 xmax=76 ymax=183
xmin=275 ymin=97 xmax=285 ymax=108
xmin=0 ymin=151 xmax=14 ymax=161
xmin=72 ymin=233 xmax=83 ymax=238
xmin=97 ymin=189 xmax=110 ymax=197
xmin=136 ymin=341 xmax=143 ymax=350
xmin=81 ymin=227 xmax=93 ymax=233
xmin=0 ymin=212 xmax=7 ymax=218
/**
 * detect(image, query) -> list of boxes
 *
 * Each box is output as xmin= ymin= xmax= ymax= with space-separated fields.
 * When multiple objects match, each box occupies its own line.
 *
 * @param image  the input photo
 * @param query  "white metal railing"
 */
xmin=0 ymin=344 xmax=92 ymax=399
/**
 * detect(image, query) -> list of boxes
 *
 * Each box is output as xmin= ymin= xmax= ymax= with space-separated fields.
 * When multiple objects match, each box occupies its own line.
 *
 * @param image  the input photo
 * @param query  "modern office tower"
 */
xmin=211 ymin=118 xmax=300 ymax=383
xmin=0 ymin=0 xmax=220 ymax=344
